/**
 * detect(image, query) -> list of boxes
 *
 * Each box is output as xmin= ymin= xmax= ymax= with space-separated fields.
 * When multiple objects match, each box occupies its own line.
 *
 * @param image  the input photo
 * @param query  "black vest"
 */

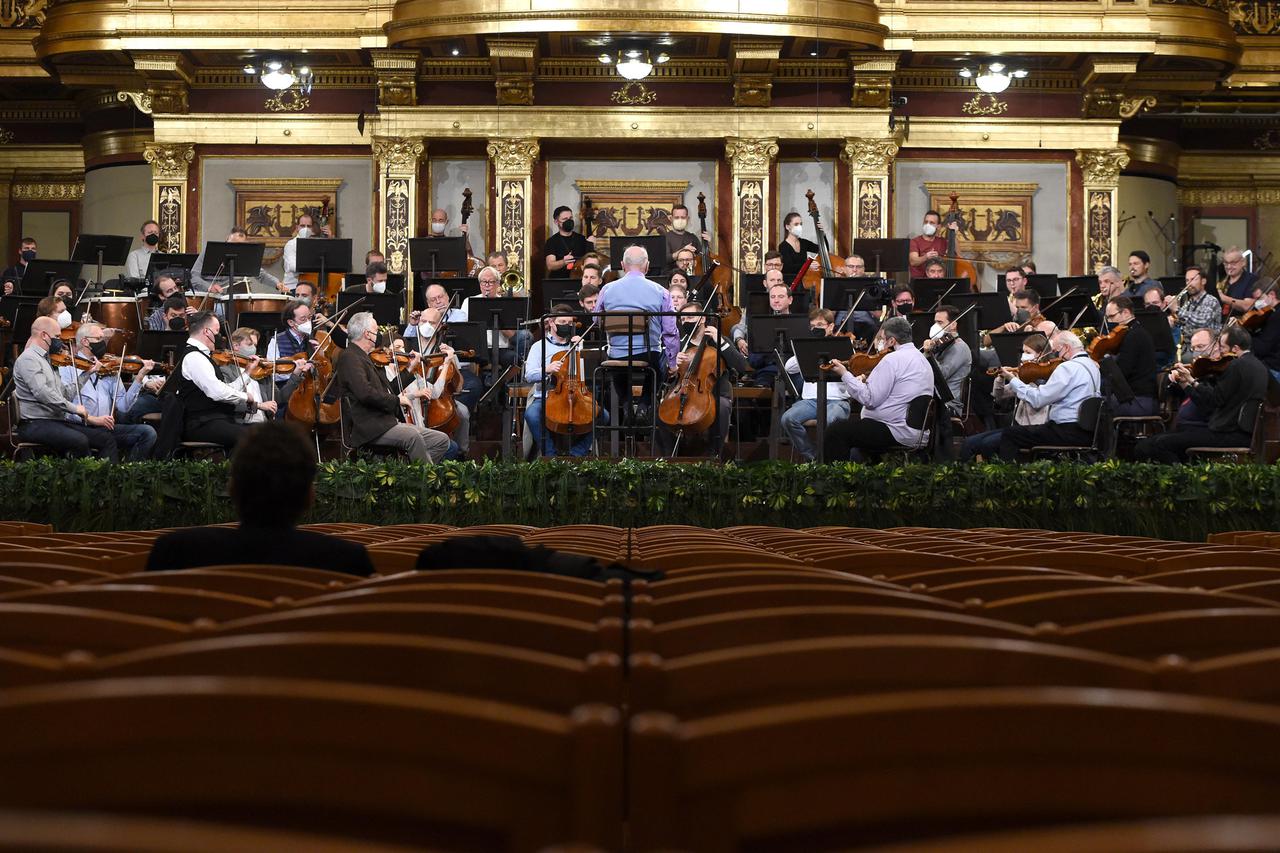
xmin=173 ymin=344 xmax=237 ymax=423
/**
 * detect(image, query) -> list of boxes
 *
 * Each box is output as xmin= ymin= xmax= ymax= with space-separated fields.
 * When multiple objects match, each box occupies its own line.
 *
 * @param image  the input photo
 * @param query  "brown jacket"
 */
xmin=333 ymin=345 xmax=402 ymax=446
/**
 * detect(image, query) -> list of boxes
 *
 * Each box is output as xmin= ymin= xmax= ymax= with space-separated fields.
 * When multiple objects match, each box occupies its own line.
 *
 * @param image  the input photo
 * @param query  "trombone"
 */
xmin=502 ymin=269 xmax=524 ymax=295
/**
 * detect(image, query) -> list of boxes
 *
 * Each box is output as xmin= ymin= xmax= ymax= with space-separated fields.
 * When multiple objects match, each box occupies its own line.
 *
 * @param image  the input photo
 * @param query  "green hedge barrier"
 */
xmin=0 ymin=458 xmax=1276 ymax=540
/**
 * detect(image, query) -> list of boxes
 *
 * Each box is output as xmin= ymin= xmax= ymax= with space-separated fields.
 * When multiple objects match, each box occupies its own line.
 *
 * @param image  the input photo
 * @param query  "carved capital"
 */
xmin=495 ymin=76 xmax=535 ymax=106
xmin=372 ymin=136 xmax=426 ymax=170
xmin=371 ymin=49 xmax=418 ymax=107
xmin=486 ymin=138 xmax=540 ymax=175
xmin=116 ymin=91 xmax=154 ymax=115
xmin=841 ymin=138 xmax=899 ymax=173
xmin=725 ymin=137 xmax=778 ymax=174
xmin=146 ymin=82 xmax=189 ymax=115
xmin=143 ymin=142 xmax=194 ymax=180
xmin=1076 ymin=148 xmax=1130 ymax=185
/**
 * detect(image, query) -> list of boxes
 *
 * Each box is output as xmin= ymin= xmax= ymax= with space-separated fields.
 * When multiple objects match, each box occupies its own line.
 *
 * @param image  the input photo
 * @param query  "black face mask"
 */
xmin=168 ymin=316 xmax=187 ymax=331
xmin=554 ymin=323 xmax=574 ymax=339
xmin=20 ymin=249 xmax=36 ymax=263
xmin=88 ymin=340 xmax=108 ymax=359
xmin=47 ymin=337 xmax=65 ymax=356
xmin=560 ymin=219 xmax=574 ymax=233
xmin=144 ymin=233 xmax=160 ymax=247
xmin=896 ymin=302 xmax=914 ymax=314
xmin=680 ymin=322 xmax=699 ymax=340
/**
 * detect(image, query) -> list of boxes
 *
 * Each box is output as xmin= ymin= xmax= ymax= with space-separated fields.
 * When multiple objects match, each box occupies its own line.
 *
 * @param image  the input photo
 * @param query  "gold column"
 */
xmin=1076 ymin=148 xmax=1130 ymax=273
xmin=725 ymin=137 xmax=778 ymax=297
xmin=143 ymin=142 xmax=194 ymax=253
xmin=486 ymin=138 xmax=540 ymax=275
xmin=842 ymin=137 xmax=899 ymax=241
xmin=372 ymin=136 xmax=427 ymax=280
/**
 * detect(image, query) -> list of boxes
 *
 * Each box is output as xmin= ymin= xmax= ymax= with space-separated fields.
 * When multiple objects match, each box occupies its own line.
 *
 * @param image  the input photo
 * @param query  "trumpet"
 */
xmin=1090 ymin=291 xmax=1105 ymax=309
xmin=502 ymin=269 xmax=524 ymax=295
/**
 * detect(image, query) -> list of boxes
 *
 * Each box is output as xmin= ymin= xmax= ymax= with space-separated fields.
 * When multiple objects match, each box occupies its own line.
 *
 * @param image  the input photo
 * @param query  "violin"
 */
xmin=1088 ymin=322 xmax=1129 ymax=361
xmin=986 ymin=357 xmax=1065 ymax=383
xmin=212 ymin=350 xmax=304 ymax=381
xmin=942 ymin=193 xmax=980 ymax=291
xmin=370 ymin=347 xmax=473 ymax=368
xmin=822 ymin=349 xmax=889 ymax=377
xmin=50 ymin=352 xmax=167 ymax=377
xmin=1189 ymin=353 xmax=1235 ymax=379
xmin=544 ymin=336 xmax=599 ymax=436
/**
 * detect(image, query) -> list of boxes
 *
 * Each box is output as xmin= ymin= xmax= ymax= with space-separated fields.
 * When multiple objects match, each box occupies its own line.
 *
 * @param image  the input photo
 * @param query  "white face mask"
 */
xmin=372 ymin=281 xmax=387 ymax=294
xmin=1020 ymin=351 xmax=1036 ymax=362
xmin=236 ymin=345 xmax=257 ymax=358
xmin=56 ymin=310 xmax=72 ymax=330
xmin=431 ymin=222 xmax=446 ymax=235
xmin=418 ymin=322 xmax=434 ymax=339
xmin=671 ymin=218 xmax=688 ymax=231
xmin=296 ymin=320 xmax=312 ymax=336
xmin=296 ymin=226 xmax=312 ymax=239
xmin=922 ymin=223 xmax=938 ymax=237
xmin=874 ymin=338 xmax=887 ymax=352
xmin=789 ymin=224 xmax=803 ymax=238
xmin=929 ymin=323 xmax=944 ymax=339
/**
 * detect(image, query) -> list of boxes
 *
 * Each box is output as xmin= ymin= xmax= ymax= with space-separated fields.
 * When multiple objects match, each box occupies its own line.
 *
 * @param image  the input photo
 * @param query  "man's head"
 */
xmin=486 ymin=251 xmax=508 ymax=274
xmin=580 ymin=266 xmax=602 ymax=289
xmin=347 ymin=311 xmax=378 ymax=351
xmin=881 ymin=316 xmax=913 ymax=348
xmin=1014 ymin=289 xmax=1041 ymax=316
xmin=891 ymin=284 xmax=915 ymax=314
xmin=75 ymin=322 xmax=105 ymax=356
xmin=768 ymin=283 xmax=792 ymax=313
xmin=671 ymin=203 xmax=689 ymax=232
xmin=809 ymin=306 xmax=835 ymax=335
xmin=425 ymin=283 xmax=449 ymax=312
xmin=921 ymin=209 xmax=941 ymax=236
xmin=227 ymin=227 xmax=248 ymax=243
xmin=156 ymin=274 xmax=181 ymax=300
xmin=1224 ymin=247 xmax=1247 ymax=281
xmin=366 ymin=261 xmax=388 ymax=292
xmin=294 ymin=280 xmax=317 ymax=304
xmin=621 ymin=245 xmax=649 ymax=274
xmin=547 ymin=303 xmax=576 ymax=339
xmin=188 ymin=310 xmax=219 ymax=347
xmin=477 ymin=266 xmax=500 ymax=297
xmin=1106 ymin=295 xmax=1135 ymax=326
xmin=553 ymin=205 xmax=574 ymax=234
xmin=1021 ymin=260 xmax=1037 ymax=276
xmin=763 ymin=268 xmax=785 ymax=292
xmin=669 ymin=271 xmax=689 ymax=292
xmin=577 ymin=282 xmax=600 ymax=312
xmin=845 ymin=254 xmax=865 ymax=276
xmin=1222 ymin=323 xmax=1252 ymax=355
xmin=365 ymin=250 xmax=385 ymax=267
xmin=674 ymin=247 xmax=696 ymax=273
xmin=1005 ymin=267 xmax=1028 ymax=294
xmin=163 ymin=296 xmax=188 ymax=328
xmin=923 ymin=258 xmax=946 ymax=279
xmin=430 ymin=208 xmax=449 ymax=236
xmin=229 ymin=421 xmax=318 ymax=528
xmin=668 ymin=282 xmax=688 ymax=312
xmin=1184 ymin=266 xmax=1206 ymax=296
xmin=230 ymin=326 xmax=260 ymax=356
xmin=140 ymin=219 xmax=161 ymax=248
xmin=1143 ymin=285 xmax=1166 ymax=311
xmin=934 ymin=304 xmax=960 ymax=333
xmin=294 ymin=212 xmax=315 ymax=238
xmin=763 ymin=251 xmax=783 ymax=273
xmin=1189 ymin=328 xmax=1217 ymax=359
xmin=283 ymin=298 xmax=312 ymax=334
xmin=1053 ymin=330 xmax=1085 ymax=356
xmin=1128 ymin=250 xmax=1150 ymax=282
xmin=1098 ymin=266 xmax=1124 ymax=299
xmin=17 ymin=237 xmax=36 ymax=263
xmin=28 ymin=316 xmax=60 ymax=351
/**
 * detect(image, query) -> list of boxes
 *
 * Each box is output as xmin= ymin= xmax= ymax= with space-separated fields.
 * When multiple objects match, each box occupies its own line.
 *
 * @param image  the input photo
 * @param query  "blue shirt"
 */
xmin=1008 ymin=352 xmax=1101 ymax=424
xmin=596 ymin=271 xmax=679 ymax=367
xmin=57 ymin=365 xmax=141 ymax=421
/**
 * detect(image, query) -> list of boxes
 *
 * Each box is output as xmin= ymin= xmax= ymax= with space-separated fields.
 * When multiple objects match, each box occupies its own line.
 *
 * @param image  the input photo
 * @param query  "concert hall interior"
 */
xmin=2 ymin=0 xmax=1280 ymax=849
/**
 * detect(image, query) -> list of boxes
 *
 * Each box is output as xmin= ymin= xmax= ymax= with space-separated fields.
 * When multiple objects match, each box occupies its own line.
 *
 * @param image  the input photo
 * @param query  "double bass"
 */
xmin=693 ymin=192 xmax=737 ymax=334
xmin=802 ymin=189 xmax=837 ymax=298
xmin=461 ymin=188 xmax=482 ymax=276
xmin=544 ymin=324 xmax=599 ymax=435
xmin=942 ymin=193 xmax=980 ymax=291
xmin=297 ymin=196 xmax=344 ymax=303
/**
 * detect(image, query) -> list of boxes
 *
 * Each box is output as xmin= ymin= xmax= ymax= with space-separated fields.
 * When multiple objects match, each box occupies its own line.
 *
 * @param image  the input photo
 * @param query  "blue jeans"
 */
xmin=524 ymin=397 xmax=603 ymax=457
xmin=114 ymin=423 xmax=157 ymax=461
xmin=780 ymin=398 xmax=851 ymax=460
xmin=963 ymin=428 xmax=1005 ymax=461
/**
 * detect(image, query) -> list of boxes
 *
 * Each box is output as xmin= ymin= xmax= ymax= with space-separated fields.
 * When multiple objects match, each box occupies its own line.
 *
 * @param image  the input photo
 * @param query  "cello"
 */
xmin=942 ymin=193 xmax=980 ymax=292
xmin=658 ymin=305 xmax=720 ymax=441
xmin=694 ymin=192 xmax=737 ymax=334
xmin=544 ymin=320 xmax=600 ymax=435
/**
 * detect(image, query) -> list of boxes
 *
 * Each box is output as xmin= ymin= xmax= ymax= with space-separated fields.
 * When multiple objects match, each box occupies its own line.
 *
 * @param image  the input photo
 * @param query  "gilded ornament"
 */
xmin=499 ymin=180 xmax=528 ymax=268
xmin=738 ymin=180 xmax=764 ymax=275
xmin=377 ymin=78 xmax=416 ymax=107
xmin=373 ymin=136 xmax=426 ymax=171
xmin=495 ymin=76 xmax=535 ymax=106
xmin=857 ymin=180 xmax=883 ymax=239
xmin=144 ymin=143 xmax=195 ymax=180
xmin=0 ymin=0 xmax=47 ymax=27
xmin=725 ymin=138 xmax=778 ymax=174
xmin=147 ymin=84 xmax=189 ymax=115
xmin=265 ymin=90 xmax=310 ymax=112
xmin=487 ymin=139 xmax=540 ymax=174
xmin=116 ymin=91 xmax=154 ymax=115
xmin=961 ymin=94 xmax=1009 ymax=116
xmin=0 ymin=126 xmax=12 ymax=145
xmin=1087 ymin=190 xmax=1114 ymax=271
xmin=611 ymin=81 xmax=658 ymax=106
xmin=1255 ymin=129 xmax=1280 ymax=151
xmin=733 ymin=77 xmax=771 ymax=108
xmin=157 ymin=184 xmax=184 ymax=254
xmin=383 ymin=177 xmax=411 ymax=274
xmin=841 ymin=138 xmax=899 ymax=173
xmin=1076 ymin=149 xmax=1129 ymax=185
xmin=1228 ymin=0 xmax=1280 ymax=34
xmin=11 ymin=182 xmax=84 ymax=200
xmin=1118 ymin=95 xmax=1158 ymax=119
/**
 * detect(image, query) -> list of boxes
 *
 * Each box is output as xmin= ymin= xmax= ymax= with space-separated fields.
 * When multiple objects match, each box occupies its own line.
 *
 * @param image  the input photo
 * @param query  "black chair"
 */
xmin=337 ymin=399 xmax=408 ymax=461
xmin=1188 ymin=399 xmax=1266 ymax=463
xmin=7 ymin=396 xmax=60 ymax=461
xmin=882 ymin=394 xmax=936 ymax=464
xmin=593 ymin=312 xmax=658 ymax=458
xmin=1029 ymin=396 xmax=1105 ymax=460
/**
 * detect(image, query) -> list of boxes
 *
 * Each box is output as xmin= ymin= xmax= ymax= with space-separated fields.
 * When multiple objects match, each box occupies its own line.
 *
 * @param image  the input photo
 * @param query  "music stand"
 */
xmin=466 ymin=295 xmax=530 ymax=386
xmin=1042 ymin=293 xmax=1101 ymax=330
xmin=911 ymin=278 xmax=970 ymax=309
xmin=145 ymin=253 xmax=198 ymax=285
xmin=138 ymin=330 xmax=190 ymax=368
xmin=232 ymin=312 xmax=280 ymax=354
xmin=950 ymin=292 xmax=1012 ymax=331
xmin=823 ymin=277 xmax=887 ymax=313
xmin=1133 ymin=309 xmax=1177 ymax=360
xmin=988 ymin=332 xmax=1037 ymax=367
xmin=1057 ymin=275 xmax=1100 ymax=297
xmin=71 ymin=234 xmax=132 ymax=288
xmin=1159 ymin=275 xmax=1185 ymax=297
xmin=338 ymin=291 xmax=401 ymax=327
xmin=201 ymin=241 xmax=266 ymax=286
xmin=296 ymin=239 xmax=352 ymax=292
xmin=747 ymin=314 xmax=810 ymax=357
xmin=790 ymin=334 xmax=855 ymax=461
xmin=544 ymin=280 xmax=583 ymax=308
xmin=621 ymin=235 xmax=665 ymax=272
xmin=740 ymin=273 xmax=766 ymax=295
xmin=409 ymin=236 xmax=467 ymax=279
xmin=853 ymin=238 xmax=910 ymax=278
xmin=3 ymin=297 xmax=40 ymax=347
xmin=18 ymin=260 xmax=83 ymax=296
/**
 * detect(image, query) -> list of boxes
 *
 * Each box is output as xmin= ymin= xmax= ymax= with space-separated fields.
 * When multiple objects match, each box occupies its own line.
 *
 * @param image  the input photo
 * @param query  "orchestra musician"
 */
xmin=665 ymin=203 xmax=710 ymax=269
xmin=462 ymin=266 xmax=531 ymax=370
xmin=579 ymin=266 xmax=602 ymax=293
xmin=780 ymin=307 xmax=851 ymax=461
xmin=1220 ymin=247 xmax=1261 ymax=315
xmin=1246 ymin=287 xmax=1280 ymax=385
xmin=908 ymin=210 xmax=958 ymax=279
xmin=545 ymin=205 xmax=596 ymax=278
xmin=169 ymin=311 xmax=274 ymax=450
xmin=578 ymin=283 xmax=600 ymax=313
xmin=595 ymin=245 xmax=679 ymax=421
xmin=54 ymin=322 xmax=158 ymax=460
xmin=655 ymin=301 xmax=750 ymax=458
xmin=1097 ymin=266 xmax=1126 ymax=303
xmin=1 ymin=236 xmax=36 ymax=293
xmin=220 ymin=326 xmax=309 ymax=422
xmin=922 ymin=258 xmax=947 ymax=279
xmin=962 ymin=332 xmax=1052 ymax=461
xmin=12 ymin=316 xmax=119 ymax=460
xmin=384 ymin=337 xmax=469 ymax=458
xmin=36 ymin=295 xmax=73 ymax=332
xmin=1124 ymin=251 xmax=1159 ymax=299
xmin=1098 ymin=296 xmax=1159 ymax=417
xmin=345 ymin=261 xmax=389 ymax=293
xmin=523 ymin=304 xmax=600 ymax=458
xmin=763 ymin=251 xmax=784 ymax=275
xmin=1142 ymin=284 xmax=1165 ymax=313
xmin=922 ymin=304 xmax=973 ymax=416
xmin=265 ymin=298 xmax=316 ymax=372
xmin=1163 ymin=266 xmax=1222 ymax=363
xmin=778 ymin=212 xmax=820 ymax=282
xmin=404 ymin=283 xmax=482 ymax=412
xmin=148 ymin=296 xmax=190 ymax=333
xmin=995 ymin=330 xmax=1100 ymax=461
xmin=672 ymin=246 xmax=697 ymax=279
xmin=124 ymin=220 xmax=162 ymax=280
xmin=732 ymin=272 xmax=792 ymax=386
xmin=668 ymin=279 xmax=689 ymax=311
xmin=333 ymin=311 xmax=451 ymax=462
xmin=822 ymin=316 xmax=935 ymax=462
xmin=192 ymin=227 xmax=282 ymax=295
xmin=1166 ymin=329 xmax=1221 ymax=431
xmin=282 ymin=212 xmax=331 ymax=292
xmin=1135 ymin=324 xmax=1268 ymax=462
xmin=835 ymin=254 xmax=866 ymax=277
xmin=428 ymin=208 xmax=474 ymax=259
xmin=485 ymin=251 xmax=509 ymax=276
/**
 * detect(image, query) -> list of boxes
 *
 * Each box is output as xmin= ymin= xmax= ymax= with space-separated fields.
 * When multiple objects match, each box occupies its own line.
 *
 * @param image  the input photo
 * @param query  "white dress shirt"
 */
xmin=180 ymin=338 xmax=250 ymax=406
xmin=784 ymin=354 xmax=849 ymax=401
xmin=125 ymin=246 xmax=156 ymax=280
xmin=839 ymin=343 xmax=935 ymax=446
xmin=282 ymin=237 xmax=299 ymax=288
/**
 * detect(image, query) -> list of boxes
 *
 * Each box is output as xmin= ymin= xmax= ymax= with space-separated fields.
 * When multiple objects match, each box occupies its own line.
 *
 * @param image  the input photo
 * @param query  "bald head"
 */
xmin=27 ymin=315 xmax=59 ymax=350
xmin=621 ymin=245 xmax=649 ymax=271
